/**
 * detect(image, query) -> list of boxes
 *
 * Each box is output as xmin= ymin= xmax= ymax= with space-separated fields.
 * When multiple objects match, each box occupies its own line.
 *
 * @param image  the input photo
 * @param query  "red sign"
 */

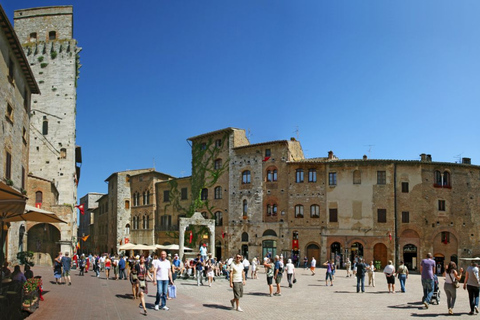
xmin=292 ymin=239 xmax=299 ymax=249
xmin=35 ymin=203 xmax=42 ymax=209
xmin=125 ymin=238 xmax=130 ymax=244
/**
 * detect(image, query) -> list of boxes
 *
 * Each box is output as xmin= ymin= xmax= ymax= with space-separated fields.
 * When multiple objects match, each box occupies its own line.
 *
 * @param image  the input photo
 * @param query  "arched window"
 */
xmin=267 ymin=204 xmax=272 ymax=216
xmin=201 ymin=188 xmax=208 ymax=200
xmin=310 ymin=205 xmax=320 ymax=218
xmin=243 ymin=200 xmax=248 ymax=217
xmin=125 ymin=200 xmax=130 ymax=209
xmin=214 ymin=159 xmax=222 ymax=170
xmin=142 ymin=192 xmax=147 ymax=205
xmin=35 ymin=191 xmax=43 ymax=208
xmin=267 ymin=204 xmax=278 ymax=216
xmin=42 ymin=117 xmax=48 ymax=135
xmin=295 ymin=205 xmax=304 ymax=218
xmin=201 ymin=212 xmax=208 ymax=219
xmin=214 ymin=186 xmax=222 ymax=199
xmin=267 ymin=169 xmax=278 ymax=182
xmin=215 ymin=211 xmax=223 ymax=226
xmin=60 ymin=148 xmax=66 ymax=159
xmin=242 ymin=170 xmax=251 ymax=184
xmin=272 ymin=204 xmax=278 ymax=216
xmin=125 ymin=224 xmax=130 ymax=235
xmin=263 ymin=229 xmax=277 ymax=237
xmin=434 ymin=170 xmax=451 ymax=187
xmin=443 ymin=171 xmax=451 ymax=187
xmin=242 ymin=232 xmax=249 ymax=242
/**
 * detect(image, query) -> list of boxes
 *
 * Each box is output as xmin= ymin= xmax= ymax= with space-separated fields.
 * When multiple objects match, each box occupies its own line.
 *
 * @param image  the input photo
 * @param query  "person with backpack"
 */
xmin=274 ymin=255 xmax=283 ymax=296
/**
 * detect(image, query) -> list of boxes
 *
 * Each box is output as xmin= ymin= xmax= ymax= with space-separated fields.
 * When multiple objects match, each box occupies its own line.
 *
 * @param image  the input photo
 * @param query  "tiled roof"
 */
xmin=234 ymin=140 xmax=289 ymax=150
xmin=187 ymin=127 xmax=243 ymax=141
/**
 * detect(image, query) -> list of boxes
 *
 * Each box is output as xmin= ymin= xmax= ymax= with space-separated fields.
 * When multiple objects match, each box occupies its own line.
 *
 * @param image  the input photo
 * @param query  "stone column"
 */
xmin=179 ymin=219 xmax=186 ymax=262
xmin=209 ymin=225 xmax=215 ymax=257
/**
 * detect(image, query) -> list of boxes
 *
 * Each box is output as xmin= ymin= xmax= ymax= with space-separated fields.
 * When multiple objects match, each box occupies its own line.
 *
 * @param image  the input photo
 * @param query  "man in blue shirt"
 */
xmin=61 ymin=252 xmax=72 ymax=285
xmin=172 ymin=254 xmax=181 ymax=281
xmin=194 ymin=254 xmax=204 ymax=286
xmin=273 ymin=255 xmax=283 ymax=296
xmin=118 ymin=255 xmax=127 ymax=280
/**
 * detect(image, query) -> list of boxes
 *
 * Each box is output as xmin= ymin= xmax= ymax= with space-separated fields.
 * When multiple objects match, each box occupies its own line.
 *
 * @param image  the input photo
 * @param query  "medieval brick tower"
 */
xmin=13 ymin=6 xmax=81 ymax=256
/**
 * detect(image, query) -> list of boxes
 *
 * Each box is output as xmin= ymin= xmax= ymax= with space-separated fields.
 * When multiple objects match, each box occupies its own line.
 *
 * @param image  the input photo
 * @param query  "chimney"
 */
xmin=363 ymin=155 xmax=368 ymax=160
xmin=420 ymin=153 xmax=427 ymax=161
xmin=328 ymin=151 xmax=334 ymax=160
xmin=427 ymin=154 xmax=432 ymax=162
xmin=462 ymin=158 xmax=471 ymax=164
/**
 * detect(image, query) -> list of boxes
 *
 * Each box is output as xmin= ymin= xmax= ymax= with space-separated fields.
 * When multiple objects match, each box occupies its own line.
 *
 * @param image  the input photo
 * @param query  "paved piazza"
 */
xmin=26 ymin=265 xmax=474 ymax=320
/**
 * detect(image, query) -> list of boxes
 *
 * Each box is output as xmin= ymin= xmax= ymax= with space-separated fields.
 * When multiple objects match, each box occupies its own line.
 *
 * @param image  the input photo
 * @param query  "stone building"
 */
xmin=12 ymin=6 xmax=82 ymax=260
xmin=0 ymin=4 xmax=39 ymax=264
xmin=77 ymin=192 xmax=104 ymax=254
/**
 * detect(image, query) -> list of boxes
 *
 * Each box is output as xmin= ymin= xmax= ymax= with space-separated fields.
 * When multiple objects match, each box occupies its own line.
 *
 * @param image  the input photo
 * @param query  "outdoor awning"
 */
xmin=118 ymin=243 xmax=156 ymax=251
xmin=155 ymin=244 xmax=193 ymax=251
xmin=3 ymin=204 xmax=67 ymax=224
xmin=0 ymin=181 xmax=26 ymax=216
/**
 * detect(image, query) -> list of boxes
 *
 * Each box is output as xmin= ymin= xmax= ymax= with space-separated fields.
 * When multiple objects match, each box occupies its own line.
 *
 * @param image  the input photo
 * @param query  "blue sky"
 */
xmin=4 ymin=0 xmax=480 ymax=198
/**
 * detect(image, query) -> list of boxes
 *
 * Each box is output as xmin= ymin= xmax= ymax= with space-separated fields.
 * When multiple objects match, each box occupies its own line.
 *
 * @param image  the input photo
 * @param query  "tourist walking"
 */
xmin=303 ymin=256 xmax=308 ymax=270
xmin=264 ymin=257 xmax=274 ymax=296
xmin=229 ymin=254 xmax=246 ymax=312
xmin=119 ymin=255 xmax=127 ymax=280
xmin=345 ymin=258 xmax=352 ymax=277
xmin=130 ymin=256 xmax=140 ymax=300
xmin=464 ymin=260 xmax=480 ymax=315
xmin=367 ymin=260 xmax=376 ymax=287
xmin=153 ymin=251 xmax=173 ymax=311
xmin=251 ymin=257 xmax=258 ymax=279
xmin=61 ymin=252 xmax=72 ymax=286
xmin=105 ymin=255 xmax=112 ymax=280
xmin=356 ymin=258 xmax=367 ymax=293
xmin=274 ymin=255 xmax=283 ymax=296
xmin=310 ymin=257 xmax=316 ymax=276
xmin=420 ymin=253 xmax=436 ymax=308
xmin=323 ymin=260 xmax=334 ymax=286
xmin=137 ymin=256 xmax=152 ymax=315
xmin=286 ymin=258 xmax=295 ymax=288
xmin=383 ymin=260 xmax=396 ymax=293
xmin=243 ymin=257 xmax=250 ymax=280
xmin=53 ymin=252 xmax=62 ymax=284
xmin=444 ymin=261 xmax=462 ymax=315
xmin=397 ymin=260 xmax=409 ymax=293
xmin=78 ymin=254 xmax=86 ymax=276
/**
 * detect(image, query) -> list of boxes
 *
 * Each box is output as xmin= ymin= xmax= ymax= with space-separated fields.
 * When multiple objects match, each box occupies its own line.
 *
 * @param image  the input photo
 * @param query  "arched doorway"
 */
xmin=351 ymin=242 xmax=364 ymax=262
xmin=403 ymin=244 xmax=417 ymax=271
xmin=433 ymin=231 xmax=458 ymax=275
xmin=373 ymin=243 xmax=387 ymax=269
xmin=27 ymin=223 xmax=60 ymax=266
xmin=262 ymin=240 xmax=276 ymax=258
xmin=215 ymin=240 xmax=222 ymax=261
xmin=434 ymin=254 xmax=445 ymax=275
xmin=241 ymin=244 xmax=249 ymax=259
xmin=307 ymin=243 xmax=320 ymax=267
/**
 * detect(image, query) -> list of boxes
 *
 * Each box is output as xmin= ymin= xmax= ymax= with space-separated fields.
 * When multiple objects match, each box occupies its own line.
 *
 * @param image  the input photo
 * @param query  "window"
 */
xmin=60 ymin=148 xmax=67 ymax=159
xmin=267 ymin=169 xmax=278 ymax=182
xmin=215 ymin=211 xmax=223 ymax=226
xmin=243 ymin=200 xmax=248 ymax=217
xmin=353 ymin=170 xmax=361 ymax=184
xmin=272 ymin=204 xmax=278 ymax=216
xmin=438 ymin=200 xmax=446 ymax=211
xmin=29 ymin=32 xmax=37 ymax=42
xmin=214 ymin=186 xmax=222 ymax=199
xmin=161 ymin=215 xmax=172 ymax=228
xmin=5 ymin=104 xmax=13 ymax=124
xmin=42 ymin=117 xmax=48 ymax=135
xmin=21 ymin=166 xmax=25 ymax=190
xmin=200 ymin=143 xmax=207 ymax=150
xmin=242 ymin=232 xmax=249 ymax=242
xmin=5 ymin=152 xmax=12 ymax=180
xmin=402 ymin=211 xmax=409 ymax=223
xmin=215 ymin=139 xmax=222 ymax=148
xmin=310 ymin=205 xmax=320 ymax=218
xmin=242 ymin=170 xmax=251 ymax=184
xmin=133 ymin=192 xmax=140 ymax=206
xmin=143 ymin=216 xmax=147 ymax=229
xmin=35 ymin=191 xmax=42 ymax=208
xmin=266 ymin=204 xmax=278 ymax=217
xmin=295 ymin=169 xmax=304 ymax=183
xmin=328 ymin=172 xmax=337 ymax=186
xmin=441 ymin=231 xmax=450 ymax=244
xmin=377 ymin=171 xmax=386 ymax=185
xmin=329 ymin=208 xmax=338 ymax=222
xmin=181 ymin=188 xmax=188 ymax=200
xmin=402 ymin=182 xmax=409 ymax=193
xmin=267 ymin=204 xmax=272 ymax=216
xmin=125 ymin=224 xmax=130 ymax=235
xmin=295 ymin=205 xmax=304 ymax=218
xmin=214 ymin=159 xmax=222 ymax=170
xmin=377 ymin=209 xmax=387 ymax=223
xmin=49 ymin=31 xmax=56 ymax=40
xmin=308 ymin=169 xmax=317 ymax=182
xmin=125 ymin=200 xmax=130 ymax=209
xmin=8 ymin=58 xmax=14 ymax=84
xmin=265 ymin=149 xmax=271 ymax=157
xmin=23 ymin=88 xmax=29 ymax=111
xmin=201 ymin=188 xmax=208 ymax=200
xmin=435 ymin=170 xmax=451 ymax=187
xmin=142 ymin=192 xmax=147 ymax=205
xmin=201 ymin=212 xmax=208 ymax=219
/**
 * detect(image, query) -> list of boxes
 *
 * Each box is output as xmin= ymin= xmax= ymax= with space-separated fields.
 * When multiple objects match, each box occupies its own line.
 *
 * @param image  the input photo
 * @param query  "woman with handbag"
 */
xmin=135 ymin=255 xmax=152 ymax=315
xmin=444 ymin=261 xmax=463 ymax=315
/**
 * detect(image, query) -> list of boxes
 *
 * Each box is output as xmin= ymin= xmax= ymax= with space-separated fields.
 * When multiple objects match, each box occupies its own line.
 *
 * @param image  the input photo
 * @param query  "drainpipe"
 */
xmin=394 ymin=163 xmax=399 ymax=266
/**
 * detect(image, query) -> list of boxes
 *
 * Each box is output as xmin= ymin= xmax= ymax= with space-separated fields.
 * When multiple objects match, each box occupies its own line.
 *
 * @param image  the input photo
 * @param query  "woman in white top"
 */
xmin=251 ymin=257 xmax=258 ymax=279
xmin=444 ymin=261 xmax=463 ymax=315
xmin=286 ymin=259 xmax=295 ymax=288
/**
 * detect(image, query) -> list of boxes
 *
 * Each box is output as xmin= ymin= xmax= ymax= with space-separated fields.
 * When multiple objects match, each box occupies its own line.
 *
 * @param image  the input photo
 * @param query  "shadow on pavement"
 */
xmin=246 ymin=291 xmax=270 ymax=296
xmin=388 ymin=301 xmax=425 ymax=309
xmin=115 ymin=293 xmax=133 ymax=300
xmin=410 ymin=312 xmax=456 ymax=317
xmin=203 ymin=303 xmax=233 ymax=310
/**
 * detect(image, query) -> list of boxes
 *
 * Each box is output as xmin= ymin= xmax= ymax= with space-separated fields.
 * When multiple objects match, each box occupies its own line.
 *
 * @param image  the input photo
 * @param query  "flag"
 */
xmin=262 ymin=156 xmax=270 ymax=162
xmin=189 ymin=231 xmax=193 ymax=244
xmin=75 ymin=204 xmax=85 ymax=215
xmin=81 ymin=235 xmax=90 ymax=242
xmin=388 ymin=232 xmax=392 ymax=241
xmin=76 ymin=242 xmax=80 ymax=249
xmin=222 ymin=230 xmax=225 ymax=239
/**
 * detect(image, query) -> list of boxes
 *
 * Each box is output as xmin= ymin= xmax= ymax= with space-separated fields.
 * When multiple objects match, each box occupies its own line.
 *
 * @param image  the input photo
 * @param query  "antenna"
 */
xmin=293 ymin=126 xmax=299 ymax=140
xmin=454 ymin=153 xmax=463 ymax=163
xmin=364 ymin=145 xmax=374 ymax=157
xmin=247 ymin=128 xmax=252 ymax=141
xmin=153 ymin=157 xmax=156 ymax=169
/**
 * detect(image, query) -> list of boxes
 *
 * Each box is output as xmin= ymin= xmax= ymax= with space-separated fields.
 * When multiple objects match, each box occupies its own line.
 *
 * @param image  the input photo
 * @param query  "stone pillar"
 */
xmin=209 ymin=225 xmax=215 ymax=257
xmin=179 ymin=220 xmax=186 ymax=262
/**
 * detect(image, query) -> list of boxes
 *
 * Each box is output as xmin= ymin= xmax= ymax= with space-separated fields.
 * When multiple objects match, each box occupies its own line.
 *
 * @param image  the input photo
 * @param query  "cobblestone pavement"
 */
xmin=24 ymin=265 xmax=474 ymax=320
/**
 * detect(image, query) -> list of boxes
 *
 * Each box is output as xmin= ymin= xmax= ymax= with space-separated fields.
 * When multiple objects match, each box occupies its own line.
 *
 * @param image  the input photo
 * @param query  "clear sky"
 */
xmin=4 ymin=0 xmax=480 ymax=199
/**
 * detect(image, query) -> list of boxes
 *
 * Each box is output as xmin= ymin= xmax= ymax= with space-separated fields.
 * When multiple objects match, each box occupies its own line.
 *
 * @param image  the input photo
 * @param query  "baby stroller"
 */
xmin=431 ymin=274 xmax=441 ymax=304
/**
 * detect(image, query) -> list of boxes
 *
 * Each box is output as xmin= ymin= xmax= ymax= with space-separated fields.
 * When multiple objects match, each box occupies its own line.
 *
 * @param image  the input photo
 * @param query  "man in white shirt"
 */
xmin=243 ymin=258 xmax=250 ymax=280
xmin=153 ymin=251 xmax=173 ymax=311
xmin=230 ymin=254 xmax=246 ymax=312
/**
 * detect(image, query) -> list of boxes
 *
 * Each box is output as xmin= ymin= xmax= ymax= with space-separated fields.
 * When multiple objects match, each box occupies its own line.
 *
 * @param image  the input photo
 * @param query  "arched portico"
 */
xmin=179 ymin=212 xmax=215 ymax=261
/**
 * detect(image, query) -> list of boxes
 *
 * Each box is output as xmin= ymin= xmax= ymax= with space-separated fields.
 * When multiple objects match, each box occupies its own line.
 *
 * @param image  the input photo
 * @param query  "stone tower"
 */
xmin=14 ymin=6 xmax=81 ymax=206
xmin=13 ymin=6 xmax=82 ymax=255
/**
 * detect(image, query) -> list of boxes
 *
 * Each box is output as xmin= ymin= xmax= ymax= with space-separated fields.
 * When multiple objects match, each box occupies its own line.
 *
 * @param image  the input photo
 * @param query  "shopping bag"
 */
xmin=168 ymin=284 xmax=177 ymax=298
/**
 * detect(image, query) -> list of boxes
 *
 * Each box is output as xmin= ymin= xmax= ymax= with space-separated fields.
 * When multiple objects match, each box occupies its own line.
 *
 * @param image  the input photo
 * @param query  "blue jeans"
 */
xmin=422 ymin=279 xmax=434 ymax=304
xmin=356 ymin=275 xmax=365 ymax=292
xmin=155 ymin=280 xmax=169 ymax=308
xmin=398 ymin=274 xmax=407 ymax=292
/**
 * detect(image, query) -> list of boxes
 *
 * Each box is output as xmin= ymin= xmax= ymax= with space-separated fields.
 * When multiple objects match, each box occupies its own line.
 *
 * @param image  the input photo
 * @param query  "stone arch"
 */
xmin=263 ymin=229 xmax=277 ymax=237
xmin=179 ymin=212 xmax=215 ymax=261
xmin=27 ymin=223 xmax=61 ymax=266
